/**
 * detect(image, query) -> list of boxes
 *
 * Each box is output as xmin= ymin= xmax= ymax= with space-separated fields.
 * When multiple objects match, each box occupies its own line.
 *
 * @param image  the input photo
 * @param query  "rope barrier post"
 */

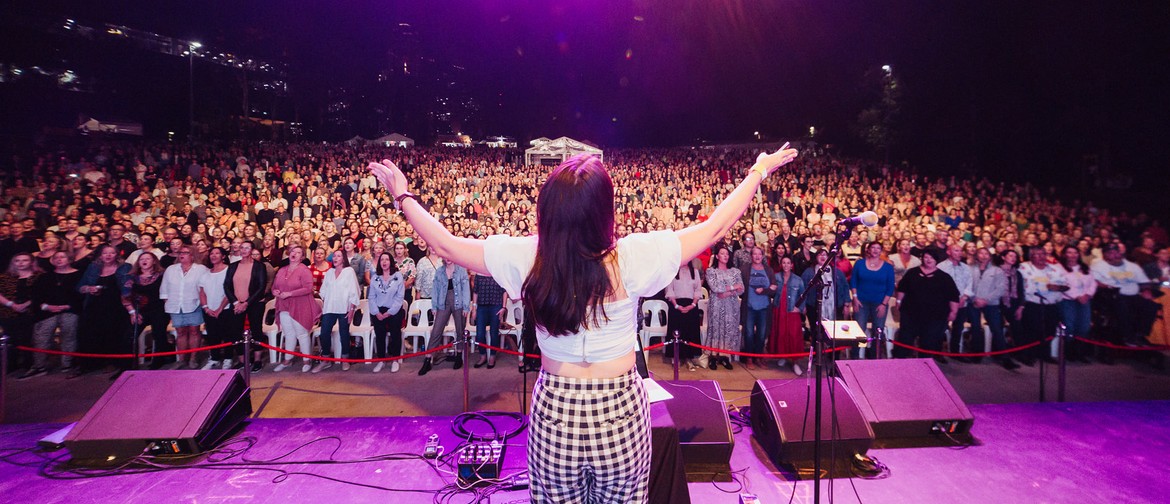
xmin=462 ymin=329 xmax=471 ymax=413
xmin=672 ymin=330 xmax=680 ymax=381
xmin=1056 ymin=323 xmax=1068 ymax=403
xmin=1038 ymin=337 xmax=1047 ymax=403
xmin=0 ymin=333 xmax=8 ymax=423
xmin=242 ymin=327 xmax=253 ymax=388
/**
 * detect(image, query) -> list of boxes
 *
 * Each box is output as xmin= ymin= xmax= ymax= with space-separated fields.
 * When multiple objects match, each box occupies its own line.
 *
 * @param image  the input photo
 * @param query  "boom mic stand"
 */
xmin=793 ymin=222 xmax=853 ymax=504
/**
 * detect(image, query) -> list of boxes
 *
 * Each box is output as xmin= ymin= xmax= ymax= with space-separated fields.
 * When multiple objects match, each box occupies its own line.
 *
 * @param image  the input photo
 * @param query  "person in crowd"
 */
xmin=369 ymin=144 xmax=797 ymax=502
xmin=769 ymin=255 xmax=806 ymax=375
xmin=393 ymin=241 xmax=417 ymax=304
xmin=1 ymin=253 xmax=39 ymax=374
xmin=312 ymin=249 xmax=360 ymax=372
xmin=1016 ymin=246 xmax=1068 ymax=366
xmin=418 ymin=254 xmax=470 ymax=376
xmin=968 ymin=247 xmax=1018 ymax=369
xmin=471 ymin=272 xmax=507 ymax=369
xmin=123 ymin=253 xmax=170 ymax=369
xmin=24 ymin=251 xmax=82 ymax=378
xmin=801 ymin=248 xmax=851 ymax=324
xmin=888 ymin=238 xmax=921 ymax=289
xmin=199 ymin=247 xmax=232 ymax=369
xmin=70 ymin=234 xmax=97 ymax=270
xmin=309 ymin=247 xmax=330 ymax=296
xmin=1059 ymin=245 xmax=1096 ymax=364
xmin=665 ymin=259 xmax=704 ymax=371
xmin=106 ymin=223 xmax=136 ymax=259
xmin=341 ymin=237 xmax=369 ymax=287
xmin=937 ymin=243 xmax=974 ymax=358
xmin=740 ymin=246 xmax=777 ymax=369
xmin=224 ymin=241 xmax=268 ymax=371
xmin=160 ymin=246 xmax=208 ymax=368
xmin=893 ymin=250 xmax=960 ymax=362
xmin=33 ymin=233 xmax=66 ymax=272
xmin=368 ymin=251 xmax=406 ymax=373
xmin=1090 ymin=241 xmax=1161 ymax=367
xmin=415 ymin=243 xmax=439 ymax=303
xmin=850 ymin=242 xmax=895 ymax=359
xmin=998 ymin=249 xmax=1026 ymax=346
xmin=272 ymin=245 xmax=321 ymax=373
xmin=706 ymin=244 xmax=745 ymax=370
xmin=76 ymin=246 xmax=132 ymax=374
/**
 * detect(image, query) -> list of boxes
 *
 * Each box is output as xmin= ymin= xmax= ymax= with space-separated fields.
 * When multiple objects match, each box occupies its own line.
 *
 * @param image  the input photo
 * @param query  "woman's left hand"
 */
xmin=368 ymin=159 xmax=409 ymax=198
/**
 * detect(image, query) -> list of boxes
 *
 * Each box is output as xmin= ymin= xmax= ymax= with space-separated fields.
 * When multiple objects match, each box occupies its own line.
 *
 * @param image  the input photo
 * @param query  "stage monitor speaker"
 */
xmin=834 ymin=358 xmax=974 ymax=440
xmin=750 ymin=377 xmax=873 ymax=473
xmin=65 ymin=370 xmax=252 ymax=465
xmin=658 ymin=380 xmax=734 ymax=481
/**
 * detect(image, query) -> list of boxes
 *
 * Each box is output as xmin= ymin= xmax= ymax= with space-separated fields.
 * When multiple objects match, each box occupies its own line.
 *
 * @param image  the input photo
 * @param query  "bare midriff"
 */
xmin=542 ymin=351 xmax=636 ymax=379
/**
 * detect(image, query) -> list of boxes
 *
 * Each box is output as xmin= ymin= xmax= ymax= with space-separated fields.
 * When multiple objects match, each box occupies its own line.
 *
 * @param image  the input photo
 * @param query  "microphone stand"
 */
xmin=793 ymin=222 xmax=853 ymax=504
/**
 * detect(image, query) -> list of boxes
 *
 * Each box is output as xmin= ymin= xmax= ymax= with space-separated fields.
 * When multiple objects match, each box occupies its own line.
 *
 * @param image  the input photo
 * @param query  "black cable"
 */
xmin=450 ymin=410 xmax=527 ymax=442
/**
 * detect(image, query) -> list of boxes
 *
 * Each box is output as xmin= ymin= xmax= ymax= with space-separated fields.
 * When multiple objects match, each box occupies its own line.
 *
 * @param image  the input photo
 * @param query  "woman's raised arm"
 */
xmin=369 ymin=159 xmax=490 ymax=276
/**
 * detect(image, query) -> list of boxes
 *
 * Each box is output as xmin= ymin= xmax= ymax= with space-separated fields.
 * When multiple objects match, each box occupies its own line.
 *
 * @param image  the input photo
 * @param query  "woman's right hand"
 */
xmin=753 ymin=147 xmax=800 ymax=178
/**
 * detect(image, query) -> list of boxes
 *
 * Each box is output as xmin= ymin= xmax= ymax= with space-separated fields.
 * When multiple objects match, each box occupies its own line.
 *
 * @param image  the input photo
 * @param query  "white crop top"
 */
xmin=483 ymin=230 xmax=682 ymax=363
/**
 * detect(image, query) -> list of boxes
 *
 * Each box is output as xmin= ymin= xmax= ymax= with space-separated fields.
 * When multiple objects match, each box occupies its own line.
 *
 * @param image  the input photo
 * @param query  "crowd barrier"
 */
xmin=2 ymin=326 xmax=1167 ymax=422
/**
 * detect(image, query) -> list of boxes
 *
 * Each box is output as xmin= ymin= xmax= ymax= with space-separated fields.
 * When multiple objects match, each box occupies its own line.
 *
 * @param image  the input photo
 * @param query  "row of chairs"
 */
xmin=259 ymin=297 xmax=529 ymax=363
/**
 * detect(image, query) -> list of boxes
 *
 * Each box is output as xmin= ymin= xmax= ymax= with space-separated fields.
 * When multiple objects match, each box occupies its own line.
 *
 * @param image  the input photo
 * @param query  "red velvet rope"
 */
xmin=255 ymin=341 xmax=454 ymax=363
xmin=15 ymin=342 xmax=236 ymax=359
xmin=888 ymin=337 xmax=1053 ymax=357
xmin=476 ymin=343 xmax=540 ymax=359
xmin=1071 ymin=336 xmax=1170 ymax=352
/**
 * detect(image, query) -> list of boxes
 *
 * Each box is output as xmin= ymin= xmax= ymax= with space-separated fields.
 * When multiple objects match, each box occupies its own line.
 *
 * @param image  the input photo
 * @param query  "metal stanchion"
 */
xmin=672 ymin=330 xmax=680 ymax=381
xmin=462 ymin=330 xmax=471 ymax=412
xmin=1 ymin=334 xmax=9 ymax=423
xmin=874 ymin=327 xmax=887 ymax=360
xmin=1056 ymin=323 xmax=1068 ymax=402
xmin=242 ymin=328 xmax=253 ymax=388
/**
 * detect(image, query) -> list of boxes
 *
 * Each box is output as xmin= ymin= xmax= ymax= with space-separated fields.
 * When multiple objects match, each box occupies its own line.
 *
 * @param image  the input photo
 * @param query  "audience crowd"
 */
xmin=1 ymin=139 xmax=1167 ymax=381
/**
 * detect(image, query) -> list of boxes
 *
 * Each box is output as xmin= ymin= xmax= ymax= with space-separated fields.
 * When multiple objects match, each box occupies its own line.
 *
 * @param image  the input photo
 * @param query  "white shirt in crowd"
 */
xmin=199 ymin=268 xmax=229 ymax=311
xmin=320 ymin=266 xmax=361 ymax=314
xmin=1090 ymin=259 xmax=1149 ymax=296
xmin=160 ymin=263 xmax=210 ymax=314
xmin=1018 ymin=261 xmax=1067 ymax=305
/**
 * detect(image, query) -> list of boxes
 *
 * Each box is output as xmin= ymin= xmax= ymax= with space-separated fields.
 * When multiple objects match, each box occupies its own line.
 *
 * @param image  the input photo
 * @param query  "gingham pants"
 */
xmin=528 ymin=368 xmax=651 ymax=503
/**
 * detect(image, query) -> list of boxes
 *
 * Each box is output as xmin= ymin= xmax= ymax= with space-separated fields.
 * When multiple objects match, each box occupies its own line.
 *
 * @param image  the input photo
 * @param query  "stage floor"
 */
xmin=2 ymin=400 xmax=1167 ymax=503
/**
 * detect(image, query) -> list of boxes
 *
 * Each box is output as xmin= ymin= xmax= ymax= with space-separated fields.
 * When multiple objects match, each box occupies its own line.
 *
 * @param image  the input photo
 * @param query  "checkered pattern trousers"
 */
xmin=528 ymin=368 xmax=651 ymax=503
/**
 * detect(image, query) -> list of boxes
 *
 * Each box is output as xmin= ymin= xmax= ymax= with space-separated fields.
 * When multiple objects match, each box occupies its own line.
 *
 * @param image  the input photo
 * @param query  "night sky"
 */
xmin=9 ymin=0 xmax=1170 ymax=183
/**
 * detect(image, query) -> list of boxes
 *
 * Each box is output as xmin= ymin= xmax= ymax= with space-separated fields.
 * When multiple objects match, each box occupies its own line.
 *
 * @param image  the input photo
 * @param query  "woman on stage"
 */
xmin=369 ymin=145 xmax=797 ymax=502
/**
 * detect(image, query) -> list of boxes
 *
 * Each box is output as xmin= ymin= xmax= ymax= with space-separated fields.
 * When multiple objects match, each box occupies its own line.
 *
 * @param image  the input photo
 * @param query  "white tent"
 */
xmin=77 ymin=117 xmax=143 ymax=136
xmin=371 ymin=133 xmax=415 ymax=147
xmin=344 ymin=135 xmax=366 ymax=146
xmin=524 ymin=136 xmax=603 ymax=166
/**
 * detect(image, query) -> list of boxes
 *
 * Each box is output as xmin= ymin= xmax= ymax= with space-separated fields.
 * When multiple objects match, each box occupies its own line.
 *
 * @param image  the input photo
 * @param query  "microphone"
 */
xmin=839 ymin=211 xmax=879 ymax=228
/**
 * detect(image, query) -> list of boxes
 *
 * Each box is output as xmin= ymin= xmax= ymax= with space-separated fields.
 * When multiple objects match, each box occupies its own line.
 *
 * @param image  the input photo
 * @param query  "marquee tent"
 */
xmin=524 ymin=136 xmax=603 ymax=166
xmin=372 ymin=133 xmax=415 ymax=147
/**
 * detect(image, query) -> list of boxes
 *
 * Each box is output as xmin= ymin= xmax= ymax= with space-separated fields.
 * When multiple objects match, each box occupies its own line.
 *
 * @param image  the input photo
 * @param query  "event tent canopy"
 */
xmin=371 ymin=133 xmax=415 ymax=147
xmin=524 ymin=136 xmax=603 ymax=166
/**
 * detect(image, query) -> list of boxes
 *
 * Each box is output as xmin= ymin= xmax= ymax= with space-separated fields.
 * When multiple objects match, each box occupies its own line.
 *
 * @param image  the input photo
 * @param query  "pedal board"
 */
xmin=457 ymin=440 xmax=504 ymax=485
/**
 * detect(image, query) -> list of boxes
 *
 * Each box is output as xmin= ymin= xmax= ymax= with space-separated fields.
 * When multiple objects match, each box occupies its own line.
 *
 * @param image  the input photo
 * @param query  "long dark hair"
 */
xmin=523 ymin=154 xmax=615 ymax=336
xmin=374 ymin=252 xmax=395 ymax=276
xmin=1059 ymin=245 xmax=1089 ymax=275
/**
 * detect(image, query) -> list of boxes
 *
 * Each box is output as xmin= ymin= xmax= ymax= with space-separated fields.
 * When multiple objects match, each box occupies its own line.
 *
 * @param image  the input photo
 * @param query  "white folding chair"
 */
xmin=350 ymin=299 xmax=375 ymax=360
xmin=499 ymin=298 xmax=524 ymax=352
xmin=401 ymin=298 xmax=434 ymax=356
xmin=640 ymin=299 xmax=670 ymax=349
xmin=261 ymin=299 xmax=281 ymax=363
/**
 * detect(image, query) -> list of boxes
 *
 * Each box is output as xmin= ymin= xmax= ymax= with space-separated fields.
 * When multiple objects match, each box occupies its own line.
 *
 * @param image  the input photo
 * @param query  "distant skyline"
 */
xmin=3 ymin=1 xmax=1168 ymax=183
